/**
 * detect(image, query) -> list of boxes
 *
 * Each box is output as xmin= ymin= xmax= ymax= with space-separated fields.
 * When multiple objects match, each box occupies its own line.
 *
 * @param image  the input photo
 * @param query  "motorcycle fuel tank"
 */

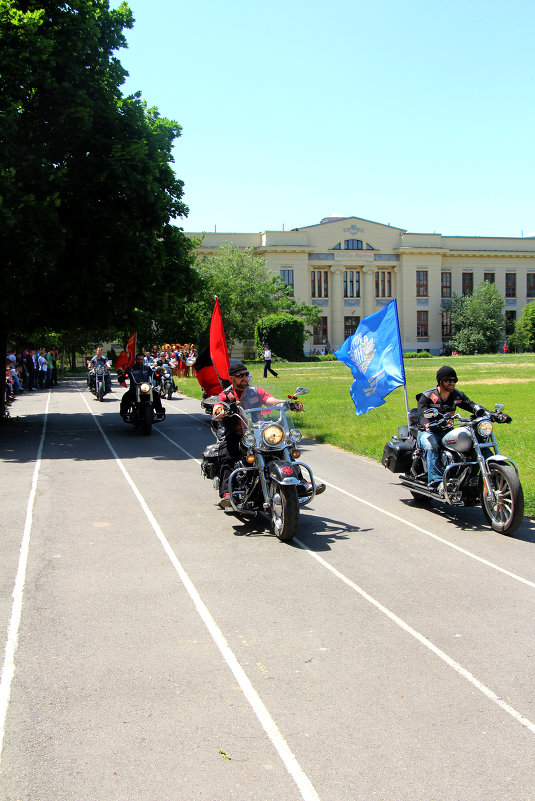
xmin=442 ymin=426 xmax=472 ymax=452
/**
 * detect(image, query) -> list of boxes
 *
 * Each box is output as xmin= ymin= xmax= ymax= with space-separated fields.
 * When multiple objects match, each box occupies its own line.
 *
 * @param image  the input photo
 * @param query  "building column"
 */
xmin=330 ymin=266 xmax=344 ymax=348
xmin=362 ymin=266 xmax=376 ymax=316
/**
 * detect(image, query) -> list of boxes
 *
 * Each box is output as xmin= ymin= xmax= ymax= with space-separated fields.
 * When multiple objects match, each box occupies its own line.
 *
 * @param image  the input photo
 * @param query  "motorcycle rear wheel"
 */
xmin=141 ymin=405 xmax=152 ymax=436
xmin=481 ymin=463 xmax=524 ymax=535
xmin=269 ymin=482 xmax=299 ymax=542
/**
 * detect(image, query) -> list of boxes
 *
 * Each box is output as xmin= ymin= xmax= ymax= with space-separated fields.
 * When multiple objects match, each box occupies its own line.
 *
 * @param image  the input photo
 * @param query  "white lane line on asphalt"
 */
xmin=78 ymin=391 xmax=321 ymax=801
xmin=315 ymin=476 xmax=535 ymax=590
xmin=293 ymin=537 xmax=535 ymax=736
xmin=0 ymin=391 xmax=51 ymax=767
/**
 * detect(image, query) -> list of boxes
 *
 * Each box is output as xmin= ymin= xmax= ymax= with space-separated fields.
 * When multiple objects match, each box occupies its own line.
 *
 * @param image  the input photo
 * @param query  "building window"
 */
xmin=344 ymin=239 xmax=363 ymax=250
xmin=505 ymin=310 xmax=516 ymax=336
xmin=417 ymin=311 xmax=429 ymax=337
xmin=331 ymin=242 xmax=341 ymax=250
xmin=280 ymin=268 xmax=294 ymax=296
xmin=313 ymin=316 xmax=328 ymax=344
xmin=527 ymin=274 xmax=535 ymax=298
xmin=375 ymin=271 xmax=392 ymax=298
xmin=442 ymin=311 xmax=452 ymax=337
xmin=505 ymin=272 xmax=516 ymax=298
xmin=484 ymin=272 xmax=495 ymax=283
xmin=344 ymin=316 xmax=360 ymax=339
xmin=311 ymin=270 xmax=329 ymax=298
xmin=441 ymin=272 xmax=451 ymax=298
xmin=416 ymin=270 xmax=428 ymax=297
xmin=343 ymin=270 xmax=361 ymax=298
xmin=462 ymin=273 xmax=473 ymax=295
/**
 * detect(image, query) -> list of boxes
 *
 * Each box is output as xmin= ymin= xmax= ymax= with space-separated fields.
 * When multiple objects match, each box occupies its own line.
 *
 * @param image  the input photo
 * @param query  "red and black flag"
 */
xmin=116 ymin=331 xmax=136 ymax=386
xmin=195 ymin=298 xmax=230 ymax=396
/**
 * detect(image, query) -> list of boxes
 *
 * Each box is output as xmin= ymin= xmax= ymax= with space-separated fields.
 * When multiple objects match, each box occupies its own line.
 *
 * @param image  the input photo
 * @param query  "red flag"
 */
xmin=126 ymin=331 xmax=137 ymax=367
xmin=210 ymin=298 xmax=230 ymax=385
xmin=194 ymin=347 xmax=224 ymax=396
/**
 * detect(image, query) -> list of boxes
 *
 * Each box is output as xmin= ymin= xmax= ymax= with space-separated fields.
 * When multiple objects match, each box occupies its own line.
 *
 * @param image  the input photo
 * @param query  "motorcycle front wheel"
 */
xmin=141 ymin=404 xmax=152 ymax=436
xmin=167 ymin=385 xmax=173 ymax=400
xmin=97 ymin=382 xmax=104 ymax=402
xmin=481 ymin=463 xmax=524 ymax=535
xmin=269 ymin=481 xmax=299 ymax=542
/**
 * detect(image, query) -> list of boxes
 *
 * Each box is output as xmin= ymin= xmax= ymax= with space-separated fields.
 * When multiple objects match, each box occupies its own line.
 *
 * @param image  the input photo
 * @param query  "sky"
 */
xmin=110 ymin=0 xmax=535 ymax=237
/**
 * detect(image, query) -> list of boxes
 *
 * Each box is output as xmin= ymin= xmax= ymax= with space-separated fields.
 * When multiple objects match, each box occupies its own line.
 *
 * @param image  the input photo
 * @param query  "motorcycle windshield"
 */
xmin=241 ymin=404 xmax=294 ymax=432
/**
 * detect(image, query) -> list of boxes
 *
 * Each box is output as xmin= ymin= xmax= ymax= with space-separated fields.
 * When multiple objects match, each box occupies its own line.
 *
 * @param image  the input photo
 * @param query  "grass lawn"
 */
xmin=175 ymin=354 xmax=535 ymax=519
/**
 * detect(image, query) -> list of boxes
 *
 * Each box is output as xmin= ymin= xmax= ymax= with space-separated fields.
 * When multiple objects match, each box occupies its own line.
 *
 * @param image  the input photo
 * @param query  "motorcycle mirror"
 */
xmin=203 ymin=395 xmax=224 ymax=407
xmin=423 ymin=408 xmax=439 ymax=419
xmin=294 ymin=387 xmax=310 ymax=396
xmin=494 ymin=403 xmax=504 ymax=413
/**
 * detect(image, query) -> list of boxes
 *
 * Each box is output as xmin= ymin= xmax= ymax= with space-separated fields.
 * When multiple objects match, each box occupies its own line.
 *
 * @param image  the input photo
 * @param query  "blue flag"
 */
xmin=335 ymin=299 xmax=405 ymax=416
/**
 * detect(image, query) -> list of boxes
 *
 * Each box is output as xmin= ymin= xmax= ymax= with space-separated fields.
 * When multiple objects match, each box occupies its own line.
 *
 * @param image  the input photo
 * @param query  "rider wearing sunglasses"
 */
xmin=416 ymin=365 xmax=484 ymax=493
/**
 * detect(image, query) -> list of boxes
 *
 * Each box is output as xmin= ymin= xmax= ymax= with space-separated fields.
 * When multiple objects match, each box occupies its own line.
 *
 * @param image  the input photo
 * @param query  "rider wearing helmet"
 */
xmin=416 ymin=365 xmax=481 ymax=493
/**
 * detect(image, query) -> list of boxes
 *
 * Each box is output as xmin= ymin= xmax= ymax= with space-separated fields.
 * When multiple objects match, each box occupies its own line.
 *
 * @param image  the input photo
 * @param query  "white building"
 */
xmin=187 ymin=215 xmax=535 ymax=354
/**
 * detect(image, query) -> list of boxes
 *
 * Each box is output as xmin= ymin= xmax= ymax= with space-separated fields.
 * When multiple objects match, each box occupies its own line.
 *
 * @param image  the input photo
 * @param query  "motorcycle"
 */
xmin=152 ymin=362 xmax=175 ymax=400
xmin=382 ymin=403 xmax=524 ymax=535
xmin=120 ymin=370 xmax=163 ymax=436
xmin=88 ymin=364 xmax=110 ymax=402
xmin=201 ymin=388 xmax=321 ymax=541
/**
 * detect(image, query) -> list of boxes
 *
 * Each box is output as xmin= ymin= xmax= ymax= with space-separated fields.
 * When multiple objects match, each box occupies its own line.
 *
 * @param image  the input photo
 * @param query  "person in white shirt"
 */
xmin=263 ymin=345 xmax=278 ymax=378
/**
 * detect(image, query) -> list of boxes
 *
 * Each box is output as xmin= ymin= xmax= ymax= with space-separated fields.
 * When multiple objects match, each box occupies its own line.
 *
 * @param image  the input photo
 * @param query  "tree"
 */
xmin=1 ymin=0 xmax=195 ymax=413
xmin=510 ymin=301 xmax=535 ymax=352
xmin=195 ymin=243 xmax=320 ymax=350
xmin=449 ymin=281 xmax=505 ymax=354
xmin=255 ymin=313 xmax=307 ymax=360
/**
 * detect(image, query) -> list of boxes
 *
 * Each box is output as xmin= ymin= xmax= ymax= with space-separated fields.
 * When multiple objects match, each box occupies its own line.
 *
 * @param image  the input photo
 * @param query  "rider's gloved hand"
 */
xmin=289 ymin=401 xmax=303 ymax=412
xmin=498 ymin=413 xmax=512 ymax=423
xmin=212 ymin=404 xmax=226 ymax=421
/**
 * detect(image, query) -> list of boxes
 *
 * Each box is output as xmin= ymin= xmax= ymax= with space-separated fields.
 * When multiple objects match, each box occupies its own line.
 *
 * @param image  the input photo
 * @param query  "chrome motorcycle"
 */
xmin=201 ymin=388 xmax=321 ymax=541
xmin=382 ymin=404 xmax=524 ymax=535
xmin=152 ymin=362 xmax=175 ymax=400
xmin=120 ymin=370 xmax=163 ymax=436
xmin=88 ymin=364 xmax=110 ymax=402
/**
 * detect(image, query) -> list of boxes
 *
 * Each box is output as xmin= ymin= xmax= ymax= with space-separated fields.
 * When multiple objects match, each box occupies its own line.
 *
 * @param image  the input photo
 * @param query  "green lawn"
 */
xmin=176 ymin=354 xmax=535 ymax=518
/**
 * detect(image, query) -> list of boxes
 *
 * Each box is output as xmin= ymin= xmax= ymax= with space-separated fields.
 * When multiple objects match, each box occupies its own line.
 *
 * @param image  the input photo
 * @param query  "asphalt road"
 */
xmin=1 ymin=379 xmax=534 ymax=801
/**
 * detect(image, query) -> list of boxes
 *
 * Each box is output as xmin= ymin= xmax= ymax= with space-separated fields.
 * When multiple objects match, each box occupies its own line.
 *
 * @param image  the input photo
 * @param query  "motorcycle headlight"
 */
xmin=289 ymin=428 xmax=302 ymax=443
xmin=262 ymin=424 xmax=284 ymax=446
xmin=242 ymin=432 xmax=256 ymax=447
xmin=477 ymin=420 xmax=493 ymax=438
xmin=140 ymin=382 xmax=151 ymax=394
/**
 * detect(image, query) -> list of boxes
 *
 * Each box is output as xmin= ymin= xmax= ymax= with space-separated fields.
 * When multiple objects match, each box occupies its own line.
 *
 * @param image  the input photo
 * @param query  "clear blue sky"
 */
xmin=111 ymin=0 xmax=535 ymax=237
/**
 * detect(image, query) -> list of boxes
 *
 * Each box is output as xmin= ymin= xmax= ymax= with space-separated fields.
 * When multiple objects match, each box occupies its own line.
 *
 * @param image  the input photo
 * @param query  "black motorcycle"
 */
xmin=88 ymin=364 xmax=110 ymax=402
xmin=152 ymin=362 xmax=175 ymax=400
xmin=120 ymin=370 xmax=163 ymax=436
xmin=201 ymin=388 xmax=321 ymax=541
xmin=382 ymin=404 xmax=524 ymax=535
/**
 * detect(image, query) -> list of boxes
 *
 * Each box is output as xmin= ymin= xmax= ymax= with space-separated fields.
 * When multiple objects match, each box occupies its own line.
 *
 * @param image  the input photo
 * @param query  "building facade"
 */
xmin=186 ymin=215 xmax=535 ymax=354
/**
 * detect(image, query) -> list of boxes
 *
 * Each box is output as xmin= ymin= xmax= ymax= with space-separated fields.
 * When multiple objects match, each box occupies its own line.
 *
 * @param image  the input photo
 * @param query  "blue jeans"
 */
xmin=417 ymin=430 xmax=443 ymax=485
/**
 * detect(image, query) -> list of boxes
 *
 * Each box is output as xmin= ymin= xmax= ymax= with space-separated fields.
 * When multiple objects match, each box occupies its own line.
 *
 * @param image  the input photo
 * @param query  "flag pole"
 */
xmin=392 ymin=300 xmax=411 ymax=429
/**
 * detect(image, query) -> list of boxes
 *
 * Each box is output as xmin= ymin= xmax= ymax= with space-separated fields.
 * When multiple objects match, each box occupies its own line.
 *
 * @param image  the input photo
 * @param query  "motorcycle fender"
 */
xmin=485 ymin=454 xmax=519 ymax=474
xmin=267 ymin=461 xmax=300 ymax=485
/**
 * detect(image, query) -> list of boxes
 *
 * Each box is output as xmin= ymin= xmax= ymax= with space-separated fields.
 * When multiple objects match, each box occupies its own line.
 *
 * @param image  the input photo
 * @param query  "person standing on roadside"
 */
xmin=37 ymin=348 xmax=48 ymax=389
xmin=263 ymin=345 xmax=278 ymax=378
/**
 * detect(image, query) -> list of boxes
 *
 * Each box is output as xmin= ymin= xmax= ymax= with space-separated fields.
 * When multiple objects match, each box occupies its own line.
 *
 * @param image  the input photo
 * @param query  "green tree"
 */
xmin=255 ymin=313 xmax=307 ymax=360
xmin=195 ymin=243 xmax=319 ymax=350
xmin=510 ymin=301 xmax=535 ymax=352
xmin=1 ymin=0 xmax=195 ymax=413
xmin=449 ymin=281 xmax=505 ymax=354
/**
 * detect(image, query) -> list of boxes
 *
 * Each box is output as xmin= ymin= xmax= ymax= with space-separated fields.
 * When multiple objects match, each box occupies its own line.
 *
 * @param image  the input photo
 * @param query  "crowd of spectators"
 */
xmin=4 ymin=348 xmax=59 ymax=409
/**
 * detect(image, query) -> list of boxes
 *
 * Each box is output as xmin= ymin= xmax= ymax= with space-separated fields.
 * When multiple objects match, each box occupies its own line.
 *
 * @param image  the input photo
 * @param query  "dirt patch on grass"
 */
xmin=467 ymin=377 xmax=535 ymax=385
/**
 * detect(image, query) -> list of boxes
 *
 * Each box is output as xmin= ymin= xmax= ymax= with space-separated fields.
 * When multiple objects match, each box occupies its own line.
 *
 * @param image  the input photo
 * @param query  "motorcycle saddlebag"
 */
xmin=201 ymin=443 xmax=221 ymax=480
xmin=382 ymin=438 xmax=414 ymax=473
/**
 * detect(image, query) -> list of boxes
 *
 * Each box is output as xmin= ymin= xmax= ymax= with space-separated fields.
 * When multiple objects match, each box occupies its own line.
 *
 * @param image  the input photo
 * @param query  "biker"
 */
xmin=119 ymin=353 xmax=165 ymax=421
xmin=212 ymin=361 xmax=325 ymax=507
xmin=88 ymin=346 xmax=112 ymax=393
xmin=416 ymin=365 xmax=480 ymax=494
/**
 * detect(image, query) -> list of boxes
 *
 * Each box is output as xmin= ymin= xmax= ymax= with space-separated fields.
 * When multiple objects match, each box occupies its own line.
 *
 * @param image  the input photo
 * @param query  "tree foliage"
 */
xmin=510 ymin=301 xmax=535 ymax=352
xmin=255 ymin=313 xmax=307 ymax=360
xmin=195 ymin=243 xmax=320 ymax=349
xmin=1 ymin=0 xmax=195 ymax=339
xmin=449 ymin=281 xmax=505 ymax=354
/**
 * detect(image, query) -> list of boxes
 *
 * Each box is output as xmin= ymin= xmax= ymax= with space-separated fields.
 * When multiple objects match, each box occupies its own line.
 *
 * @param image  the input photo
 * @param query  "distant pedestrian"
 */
xmin=263 ymin=345 xmax=278 ymax=378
